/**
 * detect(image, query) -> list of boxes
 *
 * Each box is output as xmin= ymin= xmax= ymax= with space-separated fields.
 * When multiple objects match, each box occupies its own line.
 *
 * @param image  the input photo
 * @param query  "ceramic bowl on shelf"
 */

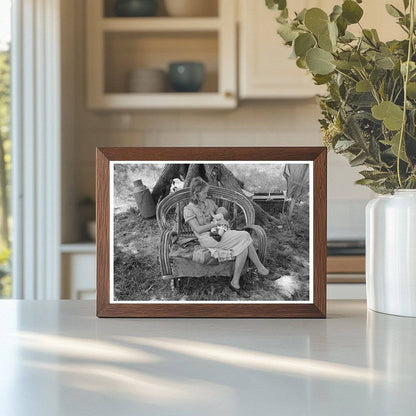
xmin=164 ymin=0 xmax=217 ymax=17
xmin=168 ymin=62 xmax=205 ymax=92
xmin=114 ymin=0 xmax=158 ymax=17
xmin=127 ymin=68 xmax=167 ymax=93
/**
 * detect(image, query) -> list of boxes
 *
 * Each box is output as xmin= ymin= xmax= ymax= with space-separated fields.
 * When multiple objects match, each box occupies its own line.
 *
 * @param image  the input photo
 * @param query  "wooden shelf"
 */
xmin=86 ymin=0 xmax=237 ymax=109
xmin=327 ymin=274 xmax=365 ymax=283
xmin=89 ymin=92 xmax=235 ymax=110
xmin=61 ymin=242 xmax=96 ymax=253
xmin=326 ymin=256 xmax=366 ymax=283
xmin=327 ymin=256 xmax=365 ymax=274
xmin=101 ymin=17 xmax=221 ymax=32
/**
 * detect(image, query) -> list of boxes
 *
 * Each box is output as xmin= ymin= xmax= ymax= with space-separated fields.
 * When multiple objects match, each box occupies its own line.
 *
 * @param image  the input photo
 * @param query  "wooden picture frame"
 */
xmin=97 ymin=147 xmax=327 ymax=318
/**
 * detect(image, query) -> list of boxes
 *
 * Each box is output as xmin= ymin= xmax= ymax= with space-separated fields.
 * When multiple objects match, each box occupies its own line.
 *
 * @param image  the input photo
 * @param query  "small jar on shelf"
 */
xmin=114 ymin=0 xmax=158 ymax=17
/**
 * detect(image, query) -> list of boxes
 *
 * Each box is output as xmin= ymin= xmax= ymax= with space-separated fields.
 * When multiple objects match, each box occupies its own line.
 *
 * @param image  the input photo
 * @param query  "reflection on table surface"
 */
xmin=0 ymin=300 xmax=415 ymax=416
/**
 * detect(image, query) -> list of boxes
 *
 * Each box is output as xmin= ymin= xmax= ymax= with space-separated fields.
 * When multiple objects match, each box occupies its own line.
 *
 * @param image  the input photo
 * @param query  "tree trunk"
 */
xmin=151 ymin=164 xmax=183 ymax=204
xmin=186 ymin=163 xmax=278 ymax=225
xmin=152 ymin=163 xmax=279 ymax=225
xmin=184 ymin=164 xmax=204 ymax=187
xmin=287 ymin=198 xmax=296 ymax=219
xmin=205 ymin=164 xmax=278 ymax=225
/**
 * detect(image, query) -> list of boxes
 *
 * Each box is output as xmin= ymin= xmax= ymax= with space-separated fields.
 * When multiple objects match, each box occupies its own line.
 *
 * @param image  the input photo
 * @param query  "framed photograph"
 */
xmin=96 ymin=147 xmax=326 ymax=318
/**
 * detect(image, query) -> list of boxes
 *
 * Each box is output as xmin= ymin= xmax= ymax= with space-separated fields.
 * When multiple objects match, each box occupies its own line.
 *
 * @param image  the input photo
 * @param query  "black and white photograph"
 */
xmin=110 ymin=161 xmax=313 ymax=303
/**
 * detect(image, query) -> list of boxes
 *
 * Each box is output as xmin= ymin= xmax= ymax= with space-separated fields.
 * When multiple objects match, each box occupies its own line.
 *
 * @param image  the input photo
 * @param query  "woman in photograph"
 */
xmin=184 ymin=177 xmax=269 ymax=298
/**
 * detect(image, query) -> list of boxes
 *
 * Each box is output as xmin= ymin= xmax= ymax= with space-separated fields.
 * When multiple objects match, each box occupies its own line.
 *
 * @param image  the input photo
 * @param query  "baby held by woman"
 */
xmin=209 ymin=207 xmax=230 ymax=241
xmin=209 ymin=206 xmax=230 ymax=242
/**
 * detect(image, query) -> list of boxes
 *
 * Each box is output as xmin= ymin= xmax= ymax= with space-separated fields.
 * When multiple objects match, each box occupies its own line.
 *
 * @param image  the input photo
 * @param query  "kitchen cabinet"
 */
xmin=238 ymin=0 xmax=404 ymax=99
xmin=87 ymin=0 xmax=405 ymax=107
xmin=239 ymin=0 xmax=323 ymax=99
xmin=86 ymin=0 xmax=237 ymax=109
xmin=61 ymin=244 xmax=96 ymax=300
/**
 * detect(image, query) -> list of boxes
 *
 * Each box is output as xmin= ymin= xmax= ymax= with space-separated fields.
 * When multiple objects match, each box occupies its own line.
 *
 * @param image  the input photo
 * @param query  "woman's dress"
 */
xmin=183 ymin=199 xmax=252 ymax=261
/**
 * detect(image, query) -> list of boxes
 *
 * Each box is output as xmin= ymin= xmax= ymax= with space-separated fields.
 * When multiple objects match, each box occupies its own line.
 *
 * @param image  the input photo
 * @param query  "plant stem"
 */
xmin=334 ymin=68 xmax=357 ymax=83
xmin=358 ymin=69 xmax=380 ymax=104
xmin=397 ymin=0 xmax=415 ymax=188
xmin=393 ymin=86 xmax=404 ymax=104
xmin=390 ymin=79 xmax=397 ymax=101
xmin=358 ymin=22 xmax=378 ymax=49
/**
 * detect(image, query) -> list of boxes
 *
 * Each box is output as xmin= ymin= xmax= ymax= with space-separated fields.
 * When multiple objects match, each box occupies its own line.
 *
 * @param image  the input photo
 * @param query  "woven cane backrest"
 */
xmin=156 ymin=186 xmax=255 ymax=235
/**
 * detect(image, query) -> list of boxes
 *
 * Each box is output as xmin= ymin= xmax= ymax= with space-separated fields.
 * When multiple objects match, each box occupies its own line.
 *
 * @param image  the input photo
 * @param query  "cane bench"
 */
xmin=156 ymin=186 xmax=267 ymax=291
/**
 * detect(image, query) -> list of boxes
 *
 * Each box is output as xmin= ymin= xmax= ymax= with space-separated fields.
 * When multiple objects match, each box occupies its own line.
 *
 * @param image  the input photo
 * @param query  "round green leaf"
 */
xmin=336 ymin=15 xmax=348 ymax=36
xmin=339 ymin=31 xmax=356 ymax=42
xmin=401 ymin=61 xmax=416 ymax=77
xmin=350 ymin=53 xmax=368 ymax=69
xmin=296 ymin=57 xmax=307 ymax=69
xmin=318 ymin=32 xmax=333 ymax=52
xmin=277 ymin=23 xmax=299 ymax=42
xmin=330 ymin=5 xmax=343 ymax=22
xmin=362 ymin=29 xmax=374 ymax=43
xmin=342 ymin=0 xmax=363 ymax=24
xmin=371 ymin=101 xmax=403 ymax=130
xmin=328 ymin=21 xmax=338 ymax=42
xmin=296 ymin=8 xmax=307 ymax=22
xmin=304 ymin=8 xmax=329 ymax=35
xmin=266 ymin=0 xmax=287 ymax=11
xmin=407 ymin=82 xmax=416 ymax=99
xmin=382 ymin=133 xmax=409 ymax=162
xmin=294 ymin=33 xmax=315 ymax=57
xmin=333 ymin=59 xmax=353 ymax=70
xmin=375 ymin=56 xmax=395 ymax=70
xmin=313 ymin=74 xmax=332 ymax=85
xmin=306 ymin=48 xmax=335 ymax=75
xmin=356 ymin=79 xmax=372 ymax=92
xmin=317 ymin=22 xmax=338 ymax=52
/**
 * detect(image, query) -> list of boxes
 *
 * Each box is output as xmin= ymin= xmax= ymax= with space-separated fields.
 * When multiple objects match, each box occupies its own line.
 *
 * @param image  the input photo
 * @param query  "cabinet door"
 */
xmin=239 ymin=0 xmax=320 ymax=99
xmin=62 ymin=253 xmax=96 ymax=300
xmin=238 ymin=0 xmax=403 ymax=99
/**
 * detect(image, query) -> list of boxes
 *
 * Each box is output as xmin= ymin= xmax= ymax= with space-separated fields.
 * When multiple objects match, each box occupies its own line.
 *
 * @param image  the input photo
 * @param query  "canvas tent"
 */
xmin=283 ymin=164 xmax=309 ymax=201
xmin=283 ymin=164 xmax=309 ymax=217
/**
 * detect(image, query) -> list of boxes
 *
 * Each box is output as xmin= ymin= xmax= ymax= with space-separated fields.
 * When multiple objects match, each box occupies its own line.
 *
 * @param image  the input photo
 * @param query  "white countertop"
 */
xmin=0 ymin=300 xmax=415 ymax=416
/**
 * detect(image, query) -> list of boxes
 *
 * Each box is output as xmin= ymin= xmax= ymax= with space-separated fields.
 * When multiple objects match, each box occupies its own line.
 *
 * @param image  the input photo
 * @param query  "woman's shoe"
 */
xmin=228 ymin=282 xmax=250 ymax=298
xmin=257 ymin=266 xmax=270 ymax=277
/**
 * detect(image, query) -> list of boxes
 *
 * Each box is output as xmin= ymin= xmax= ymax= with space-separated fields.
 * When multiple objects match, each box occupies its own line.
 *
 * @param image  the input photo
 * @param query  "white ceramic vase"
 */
xmin=366 ymin=190 xmax=416 ymax=317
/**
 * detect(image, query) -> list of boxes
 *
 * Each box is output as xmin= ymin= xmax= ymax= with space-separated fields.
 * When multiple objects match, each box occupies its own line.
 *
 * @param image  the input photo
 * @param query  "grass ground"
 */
xmin=113 ymin=202 xmax=310 ymax=302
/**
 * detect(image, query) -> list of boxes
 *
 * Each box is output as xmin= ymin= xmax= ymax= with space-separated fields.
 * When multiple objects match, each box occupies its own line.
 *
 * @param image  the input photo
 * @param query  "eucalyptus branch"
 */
xmin=390 ymin=79 xmax=398 ymax=101
xmin=358 ymin=22 xmax=378 ymax=49
xmin=358 ymin=69 xmax=381 ymax=104
xmin=393 ymin=86 xmax=404 ymax=103
xmin=397 ymin=0 xmax=415 ymax=187
xmin=267 ymin=0 xmax=416 ymax=192
xmin=334 ymin=68 xmax=358 ymax=83
xmin=399 ymin=24 xmax=410 ymax=35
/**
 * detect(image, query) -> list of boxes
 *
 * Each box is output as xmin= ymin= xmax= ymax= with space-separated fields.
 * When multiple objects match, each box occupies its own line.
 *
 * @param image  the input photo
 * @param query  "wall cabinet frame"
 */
xmin=86 ymin=0 xmax=237 ymax=109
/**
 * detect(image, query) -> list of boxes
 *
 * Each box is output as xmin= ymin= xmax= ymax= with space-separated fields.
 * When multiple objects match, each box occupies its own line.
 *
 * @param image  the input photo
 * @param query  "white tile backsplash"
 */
xmin=72 ymin=102 xmax=373 ymax=240
xmin=328 ymin=199 xmax=368 ymax=240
